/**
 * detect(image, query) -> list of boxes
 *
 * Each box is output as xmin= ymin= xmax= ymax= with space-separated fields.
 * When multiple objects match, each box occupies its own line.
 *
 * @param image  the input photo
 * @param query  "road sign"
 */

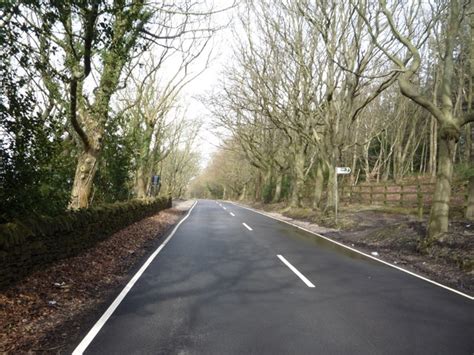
xmin=151 ymin=175 xmax=160 ymax=186
xmin=336 ymin=167 xmax=351 ymax=175
xmin=334 ymin=167 xmax=351 ymax=224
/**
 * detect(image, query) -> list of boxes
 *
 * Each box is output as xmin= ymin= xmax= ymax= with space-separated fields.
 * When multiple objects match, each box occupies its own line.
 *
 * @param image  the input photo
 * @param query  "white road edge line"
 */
xmin=230 ymin=212 xmax=235 ymax=217
xmin=72 ymin=200 xmax=199 ymax=355
xmin=277 ymin=255 xmax=315 ymax=288
xmin=242 ymin=222 xmax=253 ymax=231
xmin=229 ymin=201 xmax=474 ymax=301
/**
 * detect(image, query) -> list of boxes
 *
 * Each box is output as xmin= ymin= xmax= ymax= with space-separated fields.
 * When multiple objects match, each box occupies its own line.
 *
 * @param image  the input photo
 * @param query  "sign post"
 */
xmin=151 ymin=175 xmax=160 ymax=186
xmin=150 ymin=175 xmax=161 ymax=197
xmin=335 ymin=167 xmax=351 ymax=175
xmin=335 ymin=167 xmax=351 ymax=224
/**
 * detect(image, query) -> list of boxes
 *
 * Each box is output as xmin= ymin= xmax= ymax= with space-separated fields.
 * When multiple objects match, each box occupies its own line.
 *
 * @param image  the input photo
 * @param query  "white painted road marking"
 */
xmin=277 ymin=255 xmax=315 ymax=288
xmin=72 ymin=201 xmax=198 ymax=355
xmin=242 ymin=223 xmax=253 ymax=231
xmin=223 ymin=207 xmax=227 ymax=210
xmin=231 ymin=202 xmax=473 ymax=300
xmin=230 ymin=212 xmax=235 ymax=217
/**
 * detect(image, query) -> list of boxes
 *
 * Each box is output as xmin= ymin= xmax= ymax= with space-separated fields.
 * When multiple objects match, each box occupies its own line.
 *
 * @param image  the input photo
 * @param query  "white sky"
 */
xmin=182 ymin=58 xmax=227 ymax=167
xmin=176 ymin=2 xmax=238 ymax=168
xmin=4 ymin=1 xmax=238 ymax=168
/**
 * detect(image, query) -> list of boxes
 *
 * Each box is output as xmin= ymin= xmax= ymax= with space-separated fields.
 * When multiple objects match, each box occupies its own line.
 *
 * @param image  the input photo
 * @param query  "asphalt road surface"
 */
xmin=75 ymin=199 xmax=473 ymax=355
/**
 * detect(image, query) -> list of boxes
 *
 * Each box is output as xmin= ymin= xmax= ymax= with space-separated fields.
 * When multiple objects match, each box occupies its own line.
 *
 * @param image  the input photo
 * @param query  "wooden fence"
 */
xmin=340 ymin=181 xmax=468 ymax=217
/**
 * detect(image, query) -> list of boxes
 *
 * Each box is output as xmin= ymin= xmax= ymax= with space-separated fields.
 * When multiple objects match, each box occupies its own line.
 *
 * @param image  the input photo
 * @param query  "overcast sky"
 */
xmin=177 ymin=1 xmax=237 ymax=168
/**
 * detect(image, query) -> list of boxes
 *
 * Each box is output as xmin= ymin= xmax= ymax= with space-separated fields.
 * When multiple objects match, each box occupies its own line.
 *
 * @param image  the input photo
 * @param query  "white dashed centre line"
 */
xmin=223 ymin=207 xmax=227 ymax=210
xmin=242 ymin=223 xmax=253 ymax=231
xmin=230 ymin=212 xmax=235 ymax=217
xmin=277 ymin=255 xmax=315 ymax=288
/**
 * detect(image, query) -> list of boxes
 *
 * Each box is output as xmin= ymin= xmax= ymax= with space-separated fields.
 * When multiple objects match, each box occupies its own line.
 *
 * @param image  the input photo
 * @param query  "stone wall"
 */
xmin=0 ymin=197 xmax=172 ymax=289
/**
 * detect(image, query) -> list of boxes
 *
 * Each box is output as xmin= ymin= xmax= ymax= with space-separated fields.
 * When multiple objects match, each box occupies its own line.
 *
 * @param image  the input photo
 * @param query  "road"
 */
xmin=74 ymin=199 xmax=473 ymax=355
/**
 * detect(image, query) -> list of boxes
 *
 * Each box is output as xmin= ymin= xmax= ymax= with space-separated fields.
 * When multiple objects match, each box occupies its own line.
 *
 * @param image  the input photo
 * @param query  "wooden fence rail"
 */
xmin=340 ymin=181 xmax=468 ymax=218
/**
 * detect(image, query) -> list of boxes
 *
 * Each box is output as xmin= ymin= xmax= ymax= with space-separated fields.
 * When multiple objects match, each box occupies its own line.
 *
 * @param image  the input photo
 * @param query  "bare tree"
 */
xmin=12 ymin=0 xmax=218 ymax=208
xmin=353 ymin=0 xmax=473 ymax=240
xmin=158 ymin=119 xmax=201 ymax=198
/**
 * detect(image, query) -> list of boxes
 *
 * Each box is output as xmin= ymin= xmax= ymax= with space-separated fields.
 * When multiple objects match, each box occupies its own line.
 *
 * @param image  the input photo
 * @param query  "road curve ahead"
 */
xmin=75 ymin=199 xmax=473 ymax=355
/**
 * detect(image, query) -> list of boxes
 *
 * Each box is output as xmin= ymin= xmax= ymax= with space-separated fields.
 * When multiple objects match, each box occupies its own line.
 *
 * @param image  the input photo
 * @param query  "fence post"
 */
xmin=349 ymin=185 xmax=353 ymax=204
xmin=417 ymin=183 xmax=423 ymax=220
xmin=384 ymin=183 xmax=388 ymax=206
xmin=370 ymin=185 xmax=374 ymax=205
xmin=400 ymin=184 xmax=404 ymax=206
xmin=464 ymin=181 xmax=469 ymax=209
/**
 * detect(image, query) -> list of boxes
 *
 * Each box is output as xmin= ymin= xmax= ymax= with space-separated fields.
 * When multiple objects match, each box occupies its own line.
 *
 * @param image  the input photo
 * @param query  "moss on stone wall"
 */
xmin=0 ymin=197 xmax=172 ymax=289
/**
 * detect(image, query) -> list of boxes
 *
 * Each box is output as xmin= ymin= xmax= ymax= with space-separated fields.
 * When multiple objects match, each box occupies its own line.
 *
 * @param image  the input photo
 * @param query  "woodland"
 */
xmin=1 ymin=0 xmax=211 ymax=222
xmin=0 ymin=0 xmax=473 ymax=246
xmin=190 ymin=0 xmax=474 ymax=245
xmin=1 ymin=2 xmax=472 ymax=351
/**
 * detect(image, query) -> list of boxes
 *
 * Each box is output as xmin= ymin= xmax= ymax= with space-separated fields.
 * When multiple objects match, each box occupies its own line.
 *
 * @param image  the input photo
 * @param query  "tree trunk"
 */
xmin=324 ymin=153 xmax=337 ymax=212
xmin=312 ymin=160 xmax=324 ymax=209
xmin=325 ymin=165 xmax=336 ymax=211
xmin=466 ymin=178 xmax=474 ymax=220
xmin=254 ymin=172 xmax=262 ymax=201
xmin=239 ymin=184 xmax=247 ymax=201
xmin=69 ymin=149 xmax=98 ymax=209
xmin=393 ymin=142 xmax=402 ymax=183
xmin=427 ymin=129 xmax=457 ymax=240
xmin=263 ymin=168 xmax=273 ymax=202
xmin=350 ymin=122 xmax=359 ymax=185
xmin=363 ymin=142 xmax=371 ymax=183
xmin=289 ymin=148 xmax=305 ymax=208
xmin=289 ymin=179 xmax=299 ymax=208
xmin=466 ymin=10 xmax=473 ymax=219
xmin=429 ymin=117 xmax=438 ymax=182
xmin=135 ymin=165 xmax=148 ymax=199
xmin=466 ymin=124 xmax=474 ymax=220
xmin=273 ymin=174 xmax=283 ymax=203
xmin=419 ymin=138 xmax=427 ymax=174
xmin=463 ymin=124 xmax=471 ymax=163
xmin=429 ymin=64 xmax=440 ymax=181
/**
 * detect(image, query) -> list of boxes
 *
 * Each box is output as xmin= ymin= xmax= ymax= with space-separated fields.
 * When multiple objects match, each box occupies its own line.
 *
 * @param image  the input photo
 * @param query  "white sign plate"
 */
xmin=336 ymin=167 xmax=351 ymax=175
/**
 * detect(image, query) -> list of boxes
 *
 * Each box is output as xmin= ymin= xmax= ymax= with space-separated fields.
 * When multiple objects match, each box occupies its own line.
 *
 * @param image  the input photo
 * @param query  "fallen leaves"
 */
xmin=0 ymin=208 xmax=185 ymax=353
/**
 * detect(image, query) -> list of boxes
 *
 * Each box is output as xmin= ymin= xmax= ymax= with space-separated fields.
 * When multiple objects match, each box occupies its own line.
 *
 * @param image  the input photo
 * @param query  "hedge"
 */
xmin=0 ymin=196 xmax=172 ymax=289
